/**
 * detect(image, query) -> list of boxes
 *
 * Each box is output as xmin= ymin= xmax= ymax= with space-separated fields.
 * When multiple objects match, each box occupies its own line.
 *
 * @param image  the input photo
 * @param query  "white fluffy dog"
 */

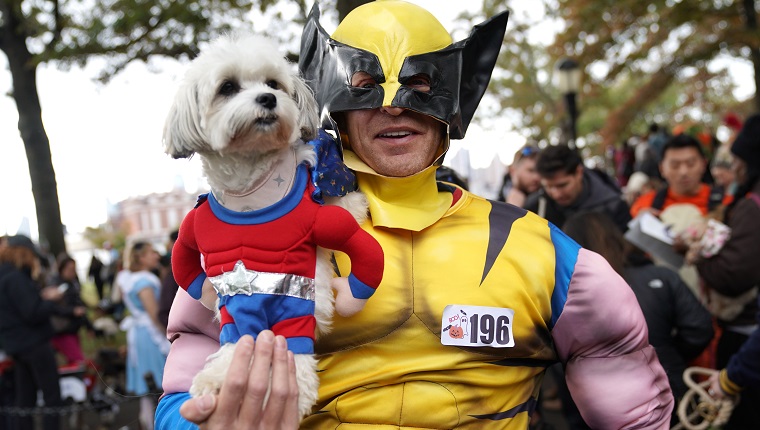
xmin=163 ymin=33 xmax=380 ymax=418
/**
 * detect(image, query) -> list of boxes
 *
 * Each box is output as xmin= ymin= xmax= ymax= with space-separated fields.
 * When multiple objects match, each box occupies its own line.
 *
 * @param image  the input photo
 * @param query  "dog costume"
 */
xmin=173 ymin=133 xmax=383 ymax=354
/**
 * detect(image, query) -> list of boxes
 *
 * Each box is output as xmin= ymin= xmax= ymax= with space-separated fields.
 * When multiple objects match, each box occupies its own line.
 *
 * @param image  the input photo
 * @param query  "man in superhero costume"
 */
xmin=156 ymin=1 xmax=674 ymax=428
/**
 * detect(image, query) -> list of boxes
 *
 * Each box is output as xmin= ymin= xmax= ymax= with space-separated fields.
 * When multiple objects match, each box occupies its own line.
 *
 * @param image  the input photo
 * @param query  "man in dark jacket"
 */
xmin=524 ymin=144 xmax=631 ymax=231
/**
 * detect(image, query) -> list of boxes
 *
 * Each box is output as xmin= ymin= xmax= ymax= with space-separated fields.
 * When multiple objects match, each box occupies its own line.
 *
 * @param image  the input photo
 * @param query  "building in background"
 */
xmin=113 ymin=186 xmax=201 ymax=245
xmin=65 ymin=185 xmax=204 ymax=282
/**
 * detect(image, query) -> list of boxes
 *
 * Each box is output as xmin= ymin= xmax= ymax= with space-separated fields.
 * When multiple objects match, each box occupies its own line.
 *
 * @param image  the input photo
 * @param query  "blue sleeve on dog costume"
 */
xmin=348 ymin=273 xmax=376 ymax=299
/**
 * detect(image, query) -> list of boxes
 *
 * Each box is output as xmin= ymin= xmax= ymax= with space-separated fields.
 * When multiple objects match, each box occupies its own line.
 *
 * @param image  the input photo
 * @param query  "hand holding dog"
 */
xmin=180 ymin=332 xmax=300 ymax=429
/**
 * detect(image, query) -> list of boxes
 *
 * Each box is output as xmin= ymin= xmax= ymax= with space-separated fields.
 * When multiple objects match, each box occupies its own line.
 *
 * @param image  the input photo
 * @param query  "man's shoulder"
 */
xmin=0 ymin=264 xmax=20 ymax=289
xmin=585 ymin=168 xmax=622 ymax=194
xmin=523 ymin=190 xmax=542 ymax=210
xmin=632 ymin=189 xmax=657 ymax=207
xmin=581 ymin=169 xmax=629 ymax=210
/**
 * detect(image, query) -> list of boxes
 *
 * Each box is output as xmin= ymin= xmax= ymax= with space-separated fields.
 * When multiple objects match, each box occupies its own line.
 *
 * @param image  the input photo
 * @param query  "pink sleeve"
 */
xmin=161 ymin=288 xmax=220 ymax=395
xmin=173 ymin=210 xmax=206 ymax=299
xmin=552 ymin=249 xmax=674 ymax=429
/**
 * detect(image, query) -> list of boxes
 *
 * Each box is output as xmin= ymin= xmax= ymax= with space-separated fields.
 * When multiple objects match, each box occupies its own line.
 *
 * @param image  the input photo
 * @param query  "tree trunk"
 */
xmin=336 ymin=0 xmax=372 ymax=22
xmin=599 ymin=69 xmax=675 ymax=150
xmin=1 ymin=3 xmax=66 ymax=257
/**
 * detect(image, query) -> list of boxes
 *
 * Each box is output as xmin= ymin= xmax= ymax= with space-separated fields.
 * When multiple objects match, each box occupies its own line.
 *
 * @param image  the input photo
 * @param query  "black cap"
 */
xmin=6 ymin=235 xmax=44 ymax=259
xmin=731 ymin=114 xmax=760 ymax=171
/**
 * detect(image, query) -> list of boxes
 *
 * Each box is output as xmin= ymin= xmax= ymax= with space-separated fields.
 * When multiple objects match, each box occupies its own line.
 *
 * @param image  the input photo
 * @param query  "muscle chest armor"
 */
xmin=307 ymin=191 xmax=579 ymax=429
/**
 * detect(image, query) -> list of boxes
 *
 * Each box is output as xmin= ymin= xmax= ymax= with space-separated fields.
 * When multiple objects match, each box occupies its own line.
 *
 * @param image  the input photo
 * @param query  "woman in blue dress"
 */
xmin=119 ymin=241 xmax=170 ymax=430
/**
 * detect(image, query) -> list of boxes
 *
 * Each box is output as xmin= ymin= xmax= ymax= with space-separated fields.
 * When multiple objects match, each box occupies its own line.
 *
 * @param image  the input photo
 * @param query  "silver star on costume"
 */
xmin=209 ymin=260 xmax=258 ymax=296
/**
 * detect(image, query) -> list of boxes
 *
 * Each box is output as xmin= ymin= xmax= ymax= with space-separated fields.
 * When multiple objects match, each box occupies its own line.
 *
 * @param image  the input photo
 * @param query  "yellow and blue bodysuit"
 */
xmin=300 ymin=160 xmax=673 ymax=429
xmin=157 ymin=162 xmax=673 ymax=429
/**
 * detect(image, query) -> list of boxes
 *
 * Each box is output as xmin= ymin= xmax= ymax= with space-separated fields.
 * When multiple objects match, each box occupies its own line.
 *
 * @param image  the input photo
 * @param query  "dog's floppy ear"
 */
xmin=292 ymin=74 xmax=320 ymax=142
xmin=163 ymin=82 xmax=207 ymax=159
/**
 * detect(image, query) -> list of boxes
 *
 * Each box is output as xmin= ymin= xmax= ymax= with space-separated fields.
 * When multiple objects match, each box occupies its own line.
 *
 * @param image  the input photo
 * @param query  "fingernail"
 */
xmin=197 ymin=395 xmax=214 ymax=412
xmin=275 ymin=336 xmax=287 ymax=350
xmin=238 ymin=336 xmax=254 ymax=352
xmin=258 ymin=330 xmax=274 ymax=343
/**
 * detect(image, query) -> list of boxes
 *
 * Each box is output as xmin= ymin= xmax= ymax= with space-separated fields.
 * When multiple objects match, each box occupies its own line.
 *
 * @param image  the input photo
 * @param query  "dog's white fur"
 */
xmin=163 ymin=33 xmax=366 ymax=418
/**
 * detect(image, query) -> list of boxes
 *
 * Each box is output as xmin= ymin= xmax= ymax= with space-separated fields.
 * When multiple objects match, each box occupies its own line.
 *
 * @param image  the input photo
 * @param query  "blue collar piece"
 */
xmin=207 ymin=164 xmax=309 ymax=225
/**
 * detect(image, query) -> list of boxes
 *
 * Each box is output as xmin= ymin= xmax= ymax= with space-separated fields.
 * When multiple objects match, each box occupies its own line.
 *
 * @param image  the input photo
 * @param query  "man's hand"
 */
xmin=179 ymin=332 xmax=300 ymax=429
xmin=40 ymin=286 xmax=63 ymax=301
xmin=638 ymin=207 xmax=662 ymax=218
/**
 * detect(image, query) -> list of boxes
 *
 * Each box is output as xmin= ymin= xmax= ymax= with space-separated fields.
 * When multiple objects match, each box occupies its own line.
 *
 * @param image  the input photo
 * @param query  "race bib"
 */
xmin=441 ymin=305 xmax=515 ymax=348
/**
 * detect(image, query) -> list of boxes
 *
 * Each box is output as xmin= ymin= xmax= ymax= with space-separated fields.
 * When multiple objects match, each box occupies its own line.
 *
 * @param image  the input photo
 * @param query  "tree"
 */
xmin=1 ymin=0 xmax=369 ymax=257
xmin=476 ymin=0 xmax=758 ymax=153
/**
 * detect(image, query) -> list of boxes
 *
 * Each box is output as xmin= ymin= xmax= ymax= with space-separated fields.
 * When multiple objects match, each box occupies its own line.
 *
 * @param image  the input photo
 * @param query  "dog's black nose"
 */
xmin=256 ymin=93 xmax=277 ymax=110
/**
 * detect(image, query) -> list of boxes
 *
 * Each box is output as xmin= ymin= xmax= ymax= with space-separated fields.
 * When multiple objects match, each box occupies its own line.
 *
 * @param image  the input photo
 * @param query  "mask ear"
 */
xmin=163 ymin=82 xmax=206 ymax=159
xmin=299 ymin=3 xmax=329 ymax=105
xmin=293 ymin=74 xmax=319 ymax=142
xmin=452 ymin=10 xmax=509 ymax=140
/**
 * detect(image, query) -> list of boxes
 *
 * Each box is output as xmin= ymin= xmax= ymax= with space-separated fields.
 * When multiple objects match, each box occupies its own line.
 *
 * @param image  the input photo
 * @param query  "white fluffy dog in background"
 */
xmin=163 ymin=33 xmax=380 ymax=418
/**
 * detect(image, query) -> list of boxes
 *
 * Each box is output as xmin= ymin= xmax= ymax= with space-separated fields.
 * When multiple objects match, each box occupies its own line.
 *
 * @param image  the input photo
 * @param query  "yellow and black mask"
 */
xmin=299 ymin=0 xmax=509 ymax=143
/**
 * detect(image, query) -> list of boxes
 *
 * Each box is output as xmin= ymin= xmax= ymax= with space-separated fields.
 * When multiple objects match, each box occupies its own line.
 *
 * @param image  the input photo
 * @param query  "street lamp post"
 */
xmin=556 ymin=58 xmax=582 ymax=148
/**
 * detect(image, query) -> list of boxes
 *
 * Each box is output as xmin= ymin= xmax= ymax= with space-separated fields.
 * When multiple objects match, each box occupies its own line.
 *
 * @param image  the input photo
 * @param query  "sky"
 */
xmin=1 ymin=0 xmax=553 ymax=238
xmin=1 ymin=1 xmax=753 ymax=239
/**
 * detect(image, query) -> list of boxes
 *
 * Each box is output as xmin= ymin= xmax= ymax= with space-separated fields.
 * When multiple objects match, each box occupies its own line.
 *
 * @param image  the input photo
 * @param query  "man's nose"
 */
xmin=380 ymin=106 xmax=405 ymax=116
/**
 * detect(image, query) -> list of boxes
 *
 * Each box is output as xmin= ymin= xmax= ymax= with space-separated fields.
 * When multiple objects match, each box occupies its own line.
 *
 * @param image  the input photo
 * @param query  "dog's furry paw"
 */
xmin=294 ymin=354 xmax=319 ymax=418
xmin=190 ymin=343 xmax=319 ymax=419
xmin=314 ymin=247 xmax=335 ymax=336
xmin=189 ymin=342 xmax=236 ymax=397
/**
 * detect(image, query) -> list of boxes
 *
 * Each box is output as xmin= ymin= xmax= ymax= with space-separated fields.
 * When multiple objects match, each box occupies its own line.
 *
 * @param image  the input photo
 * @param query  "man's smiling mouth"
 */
xmin=378 ymin=131 xmax=413 ymax=138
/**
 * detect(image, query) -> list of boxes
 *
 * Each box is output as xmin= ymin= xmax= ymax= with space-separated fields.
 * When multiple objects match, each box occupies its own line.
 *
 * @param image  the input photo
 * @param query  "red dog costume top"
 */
xmin=172 ymin=163 xmax=384 ymax=352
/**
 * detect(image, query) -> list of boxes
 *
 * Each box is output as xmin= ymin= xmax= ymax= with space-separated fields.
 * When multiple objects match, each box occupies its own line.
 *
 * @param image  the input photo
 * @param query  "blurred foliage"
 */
xmin=468 ymin=0 xmax=758 ymax=155
xmin=2 ymin=0 xmax=758 ymax=245
xmin=82 ymin=222 xmax=128 ymax=254
xmin=0 ymin=0 xmax=320 ymax=254
xmin=12 ymin=0 xmax=271 ymax=81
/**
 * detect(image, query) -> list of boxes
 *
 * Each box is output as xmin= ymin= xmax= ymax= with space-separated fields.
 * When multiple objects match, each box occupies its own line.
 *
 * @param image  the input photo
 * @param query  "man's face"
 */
xmin=660 ymin=147 xmax=706 ymax=196
xmin=343 ymin=72 xmax=444 ymax=177
xmin=510 ymin=158 xmax=541 ymax=194
xmin=541 ymin=166 xmax=584 ymax=207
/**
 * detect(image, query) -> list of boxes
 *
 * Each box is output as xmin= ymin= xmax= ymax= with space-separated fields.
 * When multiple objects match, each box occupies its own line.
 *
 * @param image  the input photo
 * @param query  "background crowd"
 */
xmin=0 ymin=230 xmax=178 ymax=429
xmin=497 ymin=112 xmax=760 ymax=429
xmin=1 ymin=109 xmax=759 ymax=429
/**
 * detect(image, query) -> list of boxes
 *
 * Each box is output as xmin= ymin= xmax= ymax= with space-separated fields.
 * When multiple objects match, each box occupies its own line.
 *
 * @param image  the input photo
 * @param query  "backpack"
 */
xmin=650 ymin=185 xmax=724 ymax=212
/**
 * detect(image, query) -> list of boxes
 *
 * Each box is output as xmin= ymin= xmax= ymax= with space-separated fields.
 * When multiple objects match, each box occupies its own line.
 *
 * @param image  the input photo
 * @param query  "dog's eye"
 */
xmin=219 ymin=80 xmax=240 ymax=97
xmin=265 ymin=80 xmax=280 ymax=90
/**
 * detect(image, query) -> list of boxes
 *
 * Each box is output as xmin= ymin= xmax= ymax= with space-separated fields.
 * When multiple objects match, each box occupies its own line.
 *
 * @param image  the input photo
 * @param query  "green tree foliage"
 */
xmin=0 ymin=0 xmax=312 ymax=256
xmin=476 ymin=0 xmax=758 ymax=153
xmin=83 ymin=223 xmax=128 ymax=254
xmin=1 ymin=0 xmax=369 ymax=256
